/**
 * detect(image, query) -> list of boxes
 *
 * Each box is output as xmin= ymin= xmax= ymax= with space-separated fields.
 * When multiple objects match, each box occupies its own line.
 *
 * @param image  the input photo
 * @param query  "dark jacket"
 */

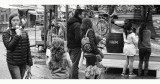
xmin=67 ymin=16 xmax=82 ymax=49
xmin=3 ymin=29 xmax=33 ymax=66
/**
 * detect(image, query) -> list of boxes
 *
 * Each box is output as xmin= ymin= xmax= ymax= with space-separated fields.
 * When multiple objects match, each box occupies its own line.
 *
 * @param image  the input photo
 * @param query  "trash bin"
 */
xmin=106 ymin=33 xmax=124 ymax=53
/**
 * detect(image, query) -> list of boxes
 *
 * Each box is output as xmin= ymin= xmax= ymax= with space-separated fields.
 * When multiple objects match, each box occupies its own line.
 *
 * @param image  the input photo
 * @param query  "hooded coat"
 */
xmin=67 ymin=16 xmax=82 ymax=49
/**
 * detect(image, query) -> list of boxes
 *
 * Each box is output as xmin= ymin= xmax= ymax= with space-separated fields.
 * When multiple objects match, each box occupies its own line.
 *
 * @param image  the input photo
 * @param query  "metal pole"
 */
xmin=109 ymin=15 xmax=111 ymax=33
xmin=65 ymin=5 xmax=69 ymax=41
xmin=55 ymin=5 xmax=58 ymax=35
xmin=108 ymin=5 xmax=112 ymax=33
xmin=49 ymin=7 xmax=52 ymax=44
xmin=35 ymin=13 xmax=36 ymax=45
xmin=44 ymin=5 xmax=47 ymax=49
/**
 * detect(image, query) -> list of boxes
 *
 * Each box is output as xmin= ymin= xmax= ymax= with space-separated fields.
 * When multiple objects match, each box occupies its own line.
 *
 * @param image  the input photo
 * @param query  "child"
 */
xmin=121 ymin=23 xmax=138 ymax=77
xmin=138 ymin=23 xmax=151 ymax=76
xmin=79 ymin=33 xmax=105 ymax=79
xmin=46 ymin=37 xmax=72 ymax=79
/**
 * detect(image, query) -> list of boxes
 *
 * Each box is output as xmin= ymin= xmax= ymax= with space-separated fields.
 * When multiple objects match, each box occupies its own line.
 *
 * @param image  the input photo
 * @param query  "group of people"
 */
xmin=122 ymin=22 xmax=151 ymax=77
xmin=46 ymin=9 xmax=105 ymax=79
xmin=2 ymin=8 xmax=151 ymax=79
xmin=66 ymin=9 xmax=152 ymax=78
xmin=67 ymin=9 xmax=104 ymax=79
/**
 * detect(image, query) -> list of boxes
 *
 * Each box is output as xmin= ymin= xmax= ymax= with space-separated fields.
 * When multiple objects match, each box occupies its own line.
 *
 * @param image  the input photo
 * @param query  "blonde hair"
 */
xmin=49 ymin=37 xmax=67 ymax=70
xmin=51 ymin=37 xmax=65 ymax=62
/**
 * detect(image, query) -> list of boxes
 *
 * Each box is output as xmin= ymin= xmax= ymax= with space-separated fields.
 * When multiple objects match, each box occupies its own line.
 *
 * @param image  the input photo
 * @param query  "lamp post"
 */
xmin=65 ymin=5 xmax=69 ymax=41
xmin=44 ymin=5 xmax=47 ymax=49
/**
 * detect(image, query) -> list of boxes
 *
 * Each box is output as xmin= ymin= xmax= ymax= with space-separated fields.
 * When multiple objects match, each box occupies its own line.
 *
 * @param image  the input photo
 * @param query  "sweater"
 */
xmin=138 ymin=30 xmax=151 ymax=49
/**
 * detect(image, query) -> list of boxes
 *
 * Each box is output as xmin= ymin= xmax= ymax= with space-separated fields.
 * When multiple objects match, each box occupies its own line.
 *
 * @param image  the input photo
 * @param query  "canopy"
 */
xmin=0 ymin=5 xmax=18 ymax=9
xmin=28 ymin=10 xmax=44 ymax=15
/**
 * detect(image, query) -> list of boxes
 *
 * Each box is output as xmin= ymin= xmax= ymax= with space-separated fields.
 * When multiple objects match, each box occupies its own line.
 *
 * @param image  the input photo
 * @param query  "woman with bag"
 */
xmin=121 ymin=23 xmax=138 ymax=77
xmin=2 ymin=13 xmax=33 ymax=79
xmin=80 ymin=18 xmax=104 ymax=79
xmin=138 ymin=23 xmax=151 ymax=76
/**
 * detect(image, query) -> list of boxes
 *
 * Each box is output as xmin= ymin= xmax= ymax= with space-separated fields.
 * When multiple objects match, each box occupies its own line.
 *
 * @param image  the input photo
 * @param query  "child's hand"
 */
xmin=96 ymin=55 xmax=102 ymax=62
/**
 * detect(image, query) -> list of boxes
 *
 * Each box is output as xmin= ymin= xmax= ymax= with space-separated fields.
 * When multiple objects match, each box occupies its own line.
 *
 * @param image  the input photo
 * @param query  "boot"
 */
xmin=138 ymin=69 xmax=142 ymax=77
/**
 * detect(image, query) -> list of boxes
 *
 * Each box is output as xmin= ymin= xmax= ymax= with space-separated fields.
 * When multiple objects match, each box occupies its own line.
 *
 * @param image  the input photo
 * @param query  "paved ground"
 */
xmin=0 ymin=38 xmax=12 ymax=79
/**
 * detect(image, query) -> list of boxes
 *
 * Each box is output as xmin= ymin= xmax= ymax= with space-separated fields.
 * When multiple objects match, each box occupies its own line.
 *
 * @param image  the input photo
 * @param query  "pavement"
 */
xmin=0 ymin=38 xmax=12 ymax=79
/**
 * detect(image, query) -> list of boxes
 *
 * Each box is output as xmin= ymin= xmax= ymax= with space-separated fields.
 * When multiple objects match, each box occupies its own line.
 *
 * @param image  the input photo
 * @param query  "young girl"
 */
xmin=121 ymin=23 xmax=138 ymax=77
xmin=3 ymin=13 xmax=32 ymax=79
xmin=46 ymin=37 xmax=72 ymax=79
xmin=138 ymin=23 xmax=151 ymax=76
xmin=80 ymin=18 xmax=104 ymax=79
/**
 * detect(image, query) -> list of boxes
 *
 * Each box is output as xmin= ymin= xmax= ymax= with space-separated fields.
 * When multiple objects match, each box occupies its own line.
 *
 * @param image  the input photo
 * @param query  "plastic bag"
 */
xmin=78 ymin=51 xmax=86 ymax=69
xmin=23 ymin=69 xmax=32 ymax=79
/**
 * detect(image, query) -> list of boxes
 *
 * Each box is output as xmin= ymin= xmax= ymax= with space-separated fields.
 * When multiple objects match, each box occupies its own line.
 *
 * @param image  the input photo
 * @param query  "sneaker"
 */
xmin=121 ymin=73 xmax=127 ymax=76
xmin=129 ymin=73 xmax=136 ymax=77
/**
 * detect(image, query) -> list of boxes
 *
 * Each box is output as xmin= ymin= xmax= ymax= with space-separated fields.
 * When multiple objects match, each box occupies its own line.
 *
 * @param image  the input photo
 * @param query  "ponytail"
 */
xmin=139 ymin=23 xmax=146 ymax=42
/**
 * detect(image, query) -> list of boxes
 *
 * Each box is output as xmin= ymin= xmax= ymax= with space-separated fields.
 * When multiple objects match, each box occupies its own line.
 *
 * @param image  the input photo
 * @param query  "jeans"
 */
xmin=68 ymin=48 xmax=81 ymax=79
xmin=7 ymin=63 xmax=27 ymax=79
xmin=138 ymin=48 xmax=151 ymax=76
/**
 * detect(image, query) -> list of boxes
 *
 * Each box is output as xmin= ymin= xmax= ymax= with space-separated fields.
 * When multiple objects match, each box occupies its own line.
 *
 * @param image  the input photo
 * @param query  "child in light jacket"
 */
xmin=46 ymin=37 xmax=72 ymax=79
xmin=121 ymin=23 xmax=138 ymax=77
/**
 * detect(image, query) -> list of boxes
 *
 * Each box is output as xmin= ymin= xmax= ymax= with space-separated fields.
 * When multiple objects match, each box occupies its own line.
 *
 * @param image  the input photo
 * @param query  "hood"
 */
xmin=67 ymin=16 xmax=82 ymax=27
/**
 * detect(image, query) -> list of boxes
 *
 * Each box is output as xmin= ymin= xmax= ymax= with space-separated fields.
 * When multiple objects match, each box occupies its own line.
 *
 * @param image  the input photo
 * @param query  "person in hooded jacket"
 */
xmin=2 ymin=13 xmax=33 ymax=79
xmin=67 ymin=9 xmax=85 ymax=79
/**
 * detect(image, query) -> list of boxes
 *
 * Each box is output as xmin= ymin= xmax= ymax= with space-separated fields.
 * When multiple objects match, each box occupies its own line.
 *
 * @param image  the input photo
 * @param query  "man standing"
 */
xmin=67 ymin=9 xmax=85 ymax=79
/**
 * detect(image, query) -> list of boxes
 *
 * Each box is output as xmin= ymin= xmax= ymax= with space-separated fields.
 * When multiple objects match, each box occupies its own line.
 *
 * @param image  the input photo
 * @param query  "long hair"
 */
xmin=80 ymin=18 xmax=93 ymax=38
xmin=124 ymin=23 xmax=132 ymax=39
xmin=139 ymin=23 xmax=147 ymax=42
xmin=51 ymin=37 xmax=65 ymax=62
xmin=9 ymin=13 xmax=20 ymax=28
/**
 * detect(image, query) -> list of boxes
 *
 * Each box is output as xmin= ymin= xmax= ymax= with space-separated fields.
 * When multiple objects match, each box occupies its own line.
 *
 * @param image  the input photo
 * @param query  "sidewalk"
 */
xmin=30 ymin=47 xmax=52 ymax=79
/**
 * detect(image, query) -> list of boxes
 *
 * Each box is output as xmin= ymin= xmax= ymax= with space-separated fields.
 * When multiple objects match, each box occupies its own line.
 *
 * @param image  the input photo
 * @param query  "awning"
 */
xmin=0 ymin=5 xmax=18 ymax=9
xmin=28 ymin=10 xmax=37 ymax=15
xmin=28 ymin=10 xmax=44 ymax=15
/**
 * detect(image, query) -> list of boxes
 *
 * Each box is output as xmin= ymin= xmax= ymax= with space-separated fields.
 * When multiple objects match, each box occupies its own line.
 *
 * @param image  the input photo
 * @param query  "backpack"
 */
xmin=81 ymin=29 xmax=92 ymax=52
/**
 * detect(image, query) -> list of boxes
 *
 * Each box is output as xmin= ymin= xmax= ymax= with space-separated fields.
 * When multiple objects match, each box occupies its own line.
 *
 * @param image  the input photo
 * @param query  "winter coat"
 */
xmin=2 ymin=29 xmax=33 ymax=66
xmin=67 ymin=16 xmax=82 ymax=49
